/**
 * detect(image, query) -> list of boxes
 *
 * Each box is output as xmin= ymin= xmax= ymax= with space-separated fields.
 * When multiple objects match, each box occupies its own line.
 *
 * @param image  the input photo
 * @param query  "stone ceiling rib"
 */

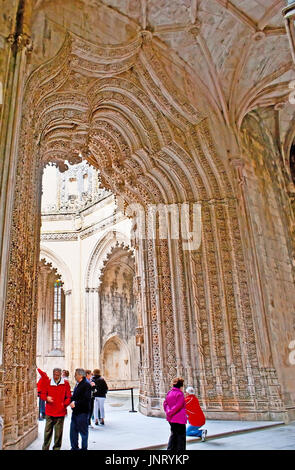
xmin=190 ymin=0 xmax=199 ymax=24
xmin=197 ymin=33 xmax=230 ymax=126
xmin=213 ymin=0 xmax=257 ymax=32
xmin=140 ymin=0 xmax=147 ymax=29
xmin=229 ymin=40 xmax=253 ymax=126
xmin=264 ymin=26 xmax=286 ymax=37
xmin=236 ymin=61 xmax=293 ymax=127
xmin=257 ymin=0 xmax=285 ymax=31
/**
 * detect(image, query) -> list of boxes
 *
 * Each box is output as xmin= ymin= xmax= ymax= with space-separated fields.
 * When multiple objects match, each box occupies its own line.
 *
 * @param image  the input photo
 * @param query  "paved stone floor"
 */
xmin=25 ymin=391 xmax=295 ymax=451
xmin=185 ymin=422 xmax=295 ymax=451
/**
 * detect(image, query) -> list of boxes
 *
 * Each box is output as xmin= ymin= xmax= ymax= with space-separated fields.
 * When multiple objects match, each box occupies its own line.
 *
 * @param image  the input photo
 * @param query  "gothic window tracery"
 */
xmin=53 ymin=279 xmax=64 ymax=351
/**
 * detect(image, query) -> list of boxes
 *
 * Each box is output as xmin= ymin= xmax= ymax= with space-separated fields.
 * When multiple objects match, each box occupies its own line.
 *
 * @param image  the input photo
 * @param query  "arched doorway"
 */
xmin=0 ymin=16 xmax=286 ymax=449
xmin=99 ymin=243 xmax=139 ymax=388
xmin=102 ymin=336 xmax=130 ymax=385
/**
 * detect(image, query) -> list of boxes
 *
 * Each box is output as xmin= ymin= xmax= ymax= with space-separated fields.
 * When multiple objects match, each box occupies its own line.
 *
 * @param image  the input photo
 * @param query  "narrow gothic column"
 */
xmin=137 ymin=211 xmax=178 ymax=416
xmin=0 ymin=0 xmax=33 ymax=363
xmin=230 ymin=158 xmax=276 ymax=371
xmin=64 ymin=289 xmax=72 ymax=373
xmin=0 ymin=0 xmax=37 ymax=449
xmin=85 ymin=287 xmax=100 ymax=371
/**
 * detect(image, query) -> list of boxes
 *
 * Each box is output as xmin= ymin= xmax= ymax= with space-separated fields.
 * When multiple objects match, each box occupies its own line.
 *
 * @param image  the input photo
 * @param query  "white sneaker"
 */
xmin=201 ymin=429 xmax=207 ymax=442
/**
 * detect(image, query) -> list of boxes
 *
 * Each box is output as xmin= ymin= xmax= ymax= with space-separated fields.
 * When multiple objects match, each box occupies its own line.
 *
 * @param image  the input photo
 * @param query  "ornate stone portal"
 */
xmin=0 ymin=0 xmax=295 ymax=451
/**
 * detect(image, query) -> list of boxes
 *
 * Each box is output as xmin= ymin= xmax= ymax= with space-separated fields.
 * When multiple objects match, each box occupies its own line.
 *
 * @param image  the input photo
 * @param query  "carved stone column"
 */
xmin=135 ymin=209 xmax=179 ymax=416
xmin=229 ymin=157 xmax=284 ymax=415
xmin=0 ymin=0 xmax=33 ymax=362
xmin=64 ymin=289 xmax=73 ymax=374
xmin=0 ymin=0 xmax=38 ymax=450
xmin=85 ymin=287 xmax=100 ymax=371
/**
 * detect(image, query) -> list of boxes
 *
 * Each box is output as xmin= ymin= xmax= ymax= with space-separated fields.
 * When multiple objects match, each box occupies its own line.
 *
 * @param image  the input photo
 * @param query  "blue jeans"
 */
xmin=70 ymin=413 xmax=89 ymax=450
xmin=186 ymin=425 xmax=203 ymax=437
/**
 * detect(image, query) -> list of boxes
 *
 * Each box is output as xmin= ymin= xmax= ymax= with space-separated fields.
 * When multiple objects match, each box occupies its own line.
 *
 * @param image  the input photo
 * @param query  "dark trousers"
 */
xmin=70 ymin=413 xmax=89 ymax=450
xmin=88 ymin=397 xmax=94 ymax=425
xmin=167 ymin=423 xmax=186 ymax=451
xmin=42 ymin=415 xmax=65 ymax=450
xmin=38 ymin=397 xmax=46 ymax=419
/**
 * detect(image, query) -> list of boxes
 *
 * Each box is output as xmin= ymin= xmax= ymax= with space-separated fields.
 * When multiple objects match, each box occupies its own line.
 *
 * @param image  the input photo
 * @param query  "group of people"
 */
xmin=37 ymin=368 xmax=206 ymax=451
xmin=164 ymin=377 xmax=207 ymax=451
xmin=37 ymin=367 xmax=108 ymax=450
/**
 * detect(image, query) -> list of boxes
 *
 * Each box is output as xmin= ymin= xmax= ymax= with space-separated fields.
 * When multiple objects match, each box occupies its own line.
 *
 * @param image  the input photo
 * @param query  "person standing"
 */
xmin=185 ymin=386 xmax=207 ymax=441
xmin=40 ymin=367 xmax=71 ymax=450
xmin=91 ymin=368 xmax=108 ymax=426
xmin=70 ymin=368 xmax=92 ymax=450
xmin=62 ymin=370 xmax=70 ymax=382
xmin=37 ymin=368 xmax=48 ymax=421
xmin=163 ymin=377 xmax=187 ymax=451
xmin=85 ymin=370 xmax=94 ymax=426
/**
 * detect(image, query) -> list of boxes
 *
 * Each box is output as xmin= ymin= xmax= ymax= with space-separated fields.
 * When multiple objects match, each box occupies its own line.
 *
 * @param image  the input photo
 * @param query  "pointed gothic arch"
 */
xmin=1 ymin=24 xmax=287 ymax=450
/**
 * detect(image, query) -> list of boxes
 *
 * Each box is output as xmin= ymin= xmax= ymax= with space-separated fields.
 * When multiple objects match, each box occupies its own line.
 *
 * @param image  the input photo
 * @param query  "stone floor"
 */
xmin=25 ymin=391 xmax=295 ymax=451
xmin=185 ymin=422 xmax=295 ymax=450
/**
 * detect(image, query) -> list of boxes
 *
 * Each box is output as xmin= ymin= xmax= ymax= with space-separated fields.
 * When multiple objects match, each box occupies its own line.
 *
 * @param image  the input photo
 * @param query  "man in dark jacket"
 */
xmin=91 ymin=368 xmax=108 ymax=425
xmin=69 ymin=368 xmax=92 ymax=450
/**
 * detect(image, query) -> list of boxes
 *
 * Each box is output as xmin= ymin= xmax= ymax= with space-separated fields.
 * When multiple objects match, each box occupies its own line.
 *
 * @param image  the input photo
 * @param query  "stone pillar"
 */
xmin=0 ymin=0 xmax=38 ymax=449
xmin=64 ymin=290 xmax=73 ymax=375
xmin=0 ymin=0 xmax=33 ymax=364
xmin=0 ymin=416 xmax=3 ymax=450
xmin=85 ymin=287 xmax=100 ymax=371
xmin=137 ymin=210 xmax=178 ymax=416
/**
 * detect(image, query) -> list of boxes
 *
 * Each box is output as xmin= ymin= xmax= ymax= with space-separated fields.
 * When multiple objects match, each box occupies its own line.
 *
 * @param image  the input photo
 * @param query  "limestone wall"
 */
xmin=240 ymin=111 xmax=295 ymax=413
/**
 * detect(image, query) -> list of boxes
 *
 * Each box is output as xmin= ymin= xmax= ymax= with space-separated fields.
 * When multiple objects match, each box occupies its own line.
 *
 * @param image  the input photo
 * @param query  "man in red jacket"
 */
xmin=184 ymin=386 xmax=207 ymax=441
xmin=39 ymin=367 xmax=71 ymax=450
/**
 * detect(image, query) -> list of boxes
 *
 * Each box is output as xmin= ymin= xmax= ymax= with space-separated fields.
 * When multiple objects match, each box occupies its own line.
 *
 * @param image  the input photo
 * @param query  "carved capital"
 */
xmin=6 ymin=33 xmax=33 ymax=53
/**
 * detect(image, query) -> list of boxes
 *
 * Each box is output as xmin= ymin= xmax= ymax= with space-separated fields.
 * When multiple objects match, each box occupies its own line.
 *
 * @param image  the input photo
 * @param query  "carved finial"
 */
xmin=140 ymin=30 xmax=153 ymax=44
xmin=187 ymin=20 xmax=201 ymax=39
xmin=252 ymin=31 xmax=266 ymax=42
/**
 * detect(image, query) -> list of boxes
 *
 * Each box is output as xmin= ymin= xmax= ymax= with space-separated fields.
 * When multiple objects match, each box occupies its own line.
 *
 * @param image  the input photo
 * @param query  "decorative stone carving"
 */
xmin=1 ymin=13 xmax=292 ymax=449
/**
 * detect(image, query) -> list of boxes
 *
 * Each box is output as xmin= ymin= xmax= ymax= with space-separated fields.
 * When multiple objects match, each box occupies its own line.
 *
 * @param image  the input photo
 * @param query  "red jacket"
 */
xmin=37 ymin=368 xmax=49 ymax=395
xmin=39 ymin=370 xmax=71 ymax=417
xmin=185 ymin=394 xmax=205 ymax=427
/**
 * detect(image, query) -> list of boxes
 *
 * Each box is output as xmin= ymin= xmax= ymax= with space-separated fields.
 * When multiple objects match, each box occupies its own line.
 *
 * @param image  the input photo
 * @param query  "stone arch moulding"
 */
xmin=101 ymin=333 xmax=131 ymax=383
xmin=84 ymin=229 xmax=133 ymax=370
xmin=40 ymin=245 xmax=73 ymax=293
xmin=85 ymin=230 xmax=131 ymax=290
xmin=2 ymin=27 xmax=288 ymax=450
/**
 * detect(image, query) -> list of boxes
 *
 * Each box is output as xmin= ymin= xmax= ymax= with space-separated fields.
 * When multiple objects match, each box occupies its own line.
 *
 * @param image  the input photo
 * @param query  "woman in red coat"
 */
xmin=185 ymin=386 xmax=207 ymax=441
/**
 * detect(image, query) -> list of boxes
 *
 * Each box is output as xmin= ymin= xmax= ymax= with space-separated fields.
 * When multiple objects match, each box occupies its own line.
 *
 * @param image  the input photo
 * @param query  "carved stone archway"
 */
xmin=1 ymin=28 xmax=287 ymax=449
xmin=102 ymin=335 xmax=131 ymax=387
